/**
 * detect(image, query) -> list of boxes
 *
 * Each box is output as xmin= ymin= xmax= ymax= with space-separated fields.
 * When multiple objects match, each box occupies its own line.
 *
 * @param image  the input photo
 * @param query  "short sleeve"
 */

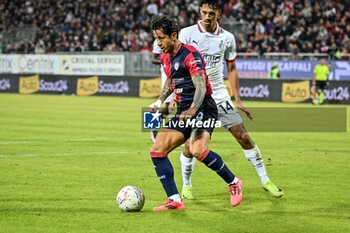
xmin=184 ymin=52 xmax=206 ymax=77
xmin=224 ymin=34 xmax=237 ymax=62
xmin=152 ymin=40 xmax=162 ymax=54
xmin=178 ymin=28 xmax=189 ymax=44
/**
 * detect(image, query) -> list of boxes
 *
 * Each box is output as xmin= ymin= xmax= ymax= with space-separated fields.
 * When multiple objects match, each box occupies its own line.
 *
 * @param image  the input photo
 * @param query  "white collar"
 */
xmin=197 ymin=20 xmax=220 ymax=35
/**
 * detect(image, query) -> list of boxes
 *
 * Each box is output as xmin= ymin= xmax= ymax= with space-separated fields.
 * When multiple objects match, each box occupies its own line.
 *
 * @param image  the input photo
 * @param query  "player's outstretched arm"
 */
xmin=227 ymin=61 xmax=253 ymax=120
xmin=180 ymin=73 xmax=206 ymax=122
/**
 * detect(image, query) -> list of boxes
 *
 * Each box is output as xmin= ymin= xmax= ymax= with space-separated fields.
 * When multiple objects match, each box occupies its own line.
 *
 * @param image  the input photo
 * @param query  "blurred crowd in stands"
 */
xmin=0 ymin=0 xmax=349 ymax=59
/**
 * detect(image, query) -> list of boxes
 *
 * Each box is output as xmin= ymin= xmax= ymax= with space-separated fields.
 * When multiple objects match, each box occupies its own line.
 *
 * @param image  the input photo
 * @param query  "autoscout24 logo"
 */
xmin=142 ymin=109 xmax=221 ymax=130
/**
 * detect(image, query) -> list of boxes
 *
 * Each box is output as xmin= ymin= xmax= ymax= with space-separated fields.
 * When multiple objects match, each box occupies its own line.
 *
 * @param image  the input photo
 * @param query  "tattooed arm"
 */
xmin=190 ymin=73 xmax=206 ymax=109
xmin=180 ymin=72 xmax=206 ymax=121
xmin=159 ymin=78 xmax=174 ymax=103
xmin=149 ymin=78 xmax=173 ymax=111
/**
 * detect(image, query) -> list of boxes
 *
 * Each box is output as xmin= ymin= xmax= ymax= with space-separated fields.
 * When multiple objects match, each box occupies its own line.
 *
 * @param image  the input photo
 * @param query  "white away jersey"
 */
xmin=152 ymin=40 xmax=173 ymax=103
xmin=152 ymin=40 xmax=167 ymax=83
xmin=152 ymin=40 xmax=162 ymax=54
xmin=179 ymin=21 xmax=237 ymax=103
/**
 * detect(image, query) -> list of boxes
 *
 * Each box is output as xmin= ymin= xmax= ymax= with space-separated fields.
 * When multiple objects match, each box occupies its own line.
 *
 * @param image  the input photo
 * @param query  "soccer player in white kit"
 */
xmin=178 ymin=0 xmax=284 ymax=198
xmin=150 ymin=40 xmax=175 ymax=143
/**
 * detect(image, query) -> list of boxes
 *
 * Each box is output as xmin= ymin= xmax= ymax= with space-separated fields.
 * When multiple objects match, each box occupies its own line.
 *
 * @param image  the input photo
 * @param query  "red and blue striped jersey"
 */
xmin=160 ymin=43 xmax=212 ymax=109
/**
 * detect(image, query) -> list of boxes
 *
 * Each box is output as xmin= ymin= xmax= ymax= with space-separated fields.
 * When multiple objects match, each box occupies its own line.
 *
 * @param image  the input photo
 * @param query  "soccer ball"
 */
xmin=116 ymin=186 xmax=145 ymax=212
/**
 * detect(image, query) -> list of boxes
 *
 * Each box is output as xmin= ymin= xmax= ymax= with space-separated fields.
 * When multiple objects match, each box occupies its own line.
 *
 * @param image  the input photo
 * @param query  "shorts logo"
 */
xmin=143 ymin=110 xmax=162 ymax=129
xmin=174 ymin=62 xmax=179 ymax=70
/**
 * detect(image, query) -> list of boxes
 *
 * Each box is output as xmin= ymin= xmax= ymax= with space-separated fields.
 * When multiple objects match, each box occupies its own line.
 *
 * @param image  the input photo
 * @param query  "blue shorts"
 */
xmin=164 ymin=95 xmax=218 ymax=141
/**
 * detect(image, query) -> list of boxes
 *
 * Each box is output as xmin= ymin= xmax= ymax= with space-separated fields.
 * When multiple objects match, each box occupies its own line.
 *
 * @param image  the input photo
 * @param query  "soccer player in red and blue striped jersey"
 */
xmin=148 ymin=15 xmax=242 ymax=211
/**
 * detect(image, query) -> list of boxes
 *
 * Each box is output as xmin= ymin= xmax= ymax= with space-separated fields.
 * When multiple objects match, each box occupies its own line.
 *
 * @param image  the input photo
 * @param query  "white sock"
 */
xmin=150 ymin=130 xmax=156 ymax=144
xmin=180 ymin=152 xmax=195 ymax=187
xmin=229 ymin=176 xmax=239 ymax=186
xmin=169 ymin=194 xmax=181 ymax=202
xmin=243 ymin=145 xmax=270 ymax=184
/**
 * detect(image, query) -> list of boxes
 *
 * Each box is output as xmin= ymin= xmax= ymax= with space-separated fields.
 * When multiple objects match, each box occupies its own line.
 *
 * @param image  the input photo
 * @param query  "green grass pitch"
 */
xmin=0 ymin=94 xmax=349 ymax=233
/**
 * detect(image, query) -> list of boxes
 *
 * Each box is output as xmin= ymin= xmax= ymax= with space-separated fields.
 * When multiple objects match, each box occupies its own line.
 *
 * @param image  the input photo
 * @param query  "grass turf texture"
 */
xmin=0 ymin=94 xmax=349 ymax=233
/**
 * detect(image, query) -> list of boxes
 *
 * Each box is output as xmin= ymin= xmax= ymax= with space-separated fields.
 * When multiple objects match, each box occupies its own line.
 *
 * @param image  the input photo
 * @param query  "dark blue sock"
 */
xmin=202 ymin=150 xmax=235 ymax=184
xmin=152 ymin=157 xmax=179 ymax=197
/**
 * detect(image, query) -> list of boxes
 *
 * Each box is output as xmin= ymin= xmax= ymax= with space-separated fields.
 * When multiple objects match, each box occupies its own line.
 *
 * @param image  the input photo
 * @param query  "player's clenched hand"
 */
xmin=236 ymin=102 xmax=253 ymax=121
xmin=149 ymin=99 xmax=162 ymax=111
xmin=179 ymin=107 xmax=197 ymax=122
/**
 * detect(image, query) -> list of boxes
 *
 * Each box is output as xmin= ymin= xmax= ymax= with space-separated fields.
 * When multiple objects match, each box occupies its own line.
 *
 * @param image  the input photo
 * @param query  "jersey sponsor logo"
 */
xmin=202 ymin=54 xmax=221 ymax=67
xmin=189 ymin=59 xmax=202 ymax=66
xmin=282 ymin=81 xmax=310 ymax=103
xmin=173 ymin=77 xmax=184 ymax=85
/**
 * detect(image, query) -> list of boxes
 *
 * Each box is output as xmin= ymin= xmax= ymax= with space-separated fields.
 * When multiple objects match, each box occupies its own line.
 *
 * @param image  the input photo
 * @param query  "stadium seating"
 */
xmin=0 ymin=0 xmax=349 ymax=59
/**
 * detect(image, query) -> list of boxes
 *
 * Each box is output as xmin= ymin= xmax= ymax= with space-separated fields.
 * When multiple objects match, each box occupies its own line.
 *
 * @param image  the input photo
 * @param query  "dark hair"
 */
xmin=199 ymin=0 xmax=222 ymax=11
xmin=151 ymin=16 xmax=178 ymax=36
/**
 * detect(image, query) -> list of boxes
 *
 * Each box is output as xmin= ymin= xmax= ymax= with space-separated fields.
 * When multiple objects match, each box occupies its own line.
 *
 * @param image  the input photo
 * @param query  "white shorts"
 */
xmin=216 ymin=97 xmax=243 ymax=130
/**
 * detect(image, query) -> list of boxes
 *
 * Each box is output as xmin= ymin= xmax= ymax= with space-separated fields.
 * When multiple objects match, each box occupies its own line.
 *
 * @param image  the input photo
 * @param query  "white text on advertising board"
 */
xmin=240 ymin=85 xmax=270 ymax=98
xmin=325 ymin=86 xmax=349 ymax=100
xmin=40 ymin=80 xmax=68 ymax=92
xmin=0 ymin=56 xmax=13 ymax=73
xmin=98 ymin=80 xmax=129 ymax=94
xmin=18 ymin=55 xmax=57 ymax=74
xmin=62 ymin=55 xmax=125 ymax=76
